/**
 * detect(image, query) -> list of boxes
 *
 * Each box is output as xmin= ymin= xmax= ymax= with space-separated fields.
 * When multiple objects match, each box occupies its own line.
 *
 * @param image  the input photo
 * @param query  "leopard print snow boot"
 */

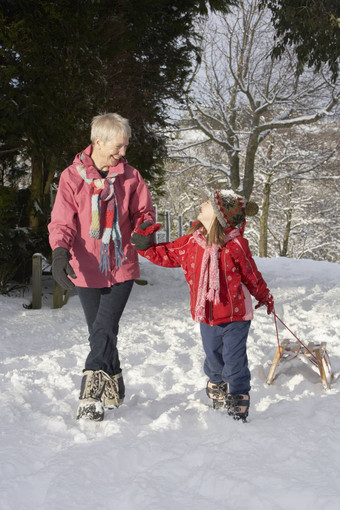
xmin=76 ymin=370 xmax=106 ymax=421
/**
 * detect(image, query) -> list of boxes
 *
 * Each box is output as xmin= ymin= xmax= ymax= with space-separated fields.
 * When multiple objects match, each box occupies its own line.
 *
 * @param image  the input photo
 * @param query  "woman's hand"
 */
xmin=52 ymin=247 xmax=77 ymax=290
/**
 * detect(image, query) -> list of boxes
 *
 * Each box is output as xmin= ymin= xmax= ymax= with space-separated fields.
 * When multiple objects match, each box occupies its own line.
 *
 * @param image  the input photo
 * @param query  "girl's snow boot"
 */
xmin=206 ymin=380 xmax=229 ymax=409
xmin=226 ymin=393 xmax=250 ymax=422
xmin=101 ymin=371 xmax=125 ymax=409
xmin=76 ymin=370 xmax=106 ymax=421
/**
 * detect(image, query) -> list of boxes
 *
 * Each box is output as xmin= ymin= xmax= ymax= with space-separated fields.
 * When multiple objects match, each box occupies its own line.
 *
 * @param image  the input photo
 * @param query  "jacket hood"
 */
xmin=224 ymin=220 xmax=246 ymax=237
xmin=73 ymin=144 xmax=126 ymax=179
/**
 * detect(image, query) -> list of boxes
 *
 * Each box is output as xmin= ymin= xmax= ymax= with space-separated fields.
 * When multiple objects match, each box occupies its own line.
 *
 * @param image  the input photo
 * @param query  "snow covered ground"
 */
xmin=1 ymin=256 xmax=339 ymax=510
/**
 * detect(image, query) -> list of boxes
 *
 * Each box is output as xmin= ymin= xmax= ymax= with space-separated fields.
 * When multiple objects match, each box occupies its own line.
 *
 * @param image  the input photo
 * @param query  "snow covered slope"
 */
xmin=0 ymin=256 xmax=339 ymax=510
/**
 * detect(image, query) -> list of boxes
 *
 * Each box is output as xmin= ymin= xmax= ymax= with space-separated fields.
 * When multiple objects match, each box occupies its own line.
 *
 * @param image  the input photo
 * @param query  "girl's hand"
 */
xmin=255 ymin=293 xmax=274 ymax=315
xmin=131 ymin=219 xmax=161 ymax=250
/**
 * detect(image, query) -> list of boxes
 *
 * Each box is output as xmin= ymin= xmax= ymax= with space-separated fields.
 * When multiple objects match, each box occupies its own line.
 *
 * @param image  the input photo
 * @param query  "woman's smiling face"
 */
xmin=93 ymin=136 xmax=129 ymax=170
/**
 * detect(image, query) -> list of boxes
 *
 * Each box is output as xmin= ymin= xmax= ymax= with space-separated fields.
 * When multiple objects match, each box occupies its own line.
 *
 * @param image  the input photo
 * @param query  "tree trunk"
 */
xmin=43 ymin=154 xmax=58 ymax=209
xmin=243 ymin=137 xmax=257 ymax=200
xmin=243 ymin=110 xmax=264 ymax=200
xmin=280 ymin=179 xmax=293 ymax=257
xmin=227 ymin=84 xmax=240 ymax=192
xmin=259 ymin=174 xmax=271 ymax=257
xmin=29 ymin=154 xmax=44 ymax=229
xmin=29 ymin=153 xmax=56 ymax=229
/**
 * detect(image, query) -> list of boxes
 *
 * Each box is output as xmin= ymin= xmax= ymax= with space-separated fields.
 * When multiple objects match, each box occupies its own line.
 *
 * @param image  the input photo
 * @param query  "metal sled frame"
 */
xmin=266 ymin=314 xmax=333 ymax=390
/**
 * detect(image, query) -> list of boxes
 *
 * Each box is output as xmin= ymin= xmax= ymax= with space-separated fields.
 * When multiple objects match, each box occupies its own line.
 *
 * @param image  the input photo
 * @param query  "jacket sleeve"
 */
xmin=48 ymin=170 xmax=78 ymax=251
xmin=137 ymin=235 xmax=190 ymax=269
xmin=230 ymin=237 xmax=270 ymax=301
xmin=129 ymin=170 xmax=155 ymax=227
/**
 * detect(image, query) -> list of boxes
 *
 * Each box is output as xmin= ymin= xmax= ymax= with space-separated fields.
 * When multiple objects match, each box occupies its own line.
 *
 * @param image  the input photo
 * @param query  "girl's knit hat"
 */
xmin=210 ymin=189 xmax=258 ymax=228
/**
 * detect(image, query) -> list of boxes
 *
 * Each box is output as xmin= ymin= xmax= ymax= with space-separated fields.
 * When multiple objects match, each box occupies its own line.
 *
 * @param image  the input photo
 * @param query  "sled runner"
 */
xmin=266 ymin=313 xmax=333 ymax=390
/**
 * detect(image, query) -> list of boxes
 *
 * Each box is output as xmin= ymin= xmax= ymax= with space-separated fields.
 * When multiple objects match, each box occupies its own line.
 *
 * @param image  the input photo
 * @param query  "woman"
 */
xmin=49 ymin=113 xmax=155 ymax=421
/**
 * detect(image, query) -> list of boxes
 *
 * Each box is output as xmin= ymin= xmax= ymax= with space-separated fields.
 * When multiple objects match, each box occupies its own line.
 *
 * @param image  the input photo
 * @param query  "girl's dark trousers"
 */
xmin=200 ymin=320 xmax=251 ymax=395
xmin=76 ymin=280 xmax=134 ymax=376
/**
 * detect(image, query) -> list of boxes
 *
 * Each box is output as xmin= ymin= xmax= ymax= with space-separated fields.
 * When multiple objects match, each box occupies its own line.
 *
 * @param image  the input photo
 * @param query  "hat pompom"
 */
xmin=245 ymin=201 xmax=258 ymax=217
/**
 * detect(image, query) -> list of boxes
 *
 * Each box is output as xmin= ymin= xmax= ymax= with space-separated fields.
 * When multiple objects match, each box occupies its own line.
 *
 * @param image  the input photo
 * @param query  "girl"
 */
xmin=131 ymin=190 xmax=274 ymax=422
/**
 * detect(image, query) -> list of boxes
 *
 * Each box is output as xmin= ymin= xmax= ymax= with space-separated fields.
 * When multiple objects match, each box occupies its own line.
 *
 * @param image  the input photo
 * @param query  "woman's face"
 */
xmin=94 ymin=135 xmax=129 ymax=169
xmin=197 ymin=200 xmax=215 ymax=226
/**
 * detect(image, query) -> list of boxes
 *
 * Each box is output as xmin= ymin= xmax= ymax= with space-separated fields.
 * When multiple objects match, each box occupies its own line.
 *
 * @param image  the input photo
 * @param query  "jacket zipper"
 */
xmin=193 ymin=244 xmax=198 ymax=310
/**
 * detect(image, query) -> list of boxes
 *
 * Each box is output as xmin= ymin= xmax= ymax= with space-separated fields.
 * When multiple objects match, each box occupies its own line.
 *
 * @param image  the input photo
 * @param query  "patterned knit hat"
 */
xmin=210 ymin=189 xmax=259 ymax=228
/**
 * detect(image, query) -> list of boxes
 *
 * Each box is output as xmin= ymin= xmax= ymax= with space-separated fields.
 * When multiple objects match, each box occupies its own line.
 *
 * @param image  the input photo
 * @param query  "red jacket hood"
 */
xmin=73 ymin=144 xmax=126 ymax=179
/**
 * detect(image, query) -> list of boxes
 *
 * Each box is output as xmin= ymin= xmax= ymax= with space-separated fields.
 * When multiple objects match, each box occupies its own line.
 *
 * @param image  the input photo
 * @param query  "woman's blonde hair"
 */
xmin=91 ymin=113 xmax=131 ymax=144
xmin=188 ymin=217 xmax=226 ymax=248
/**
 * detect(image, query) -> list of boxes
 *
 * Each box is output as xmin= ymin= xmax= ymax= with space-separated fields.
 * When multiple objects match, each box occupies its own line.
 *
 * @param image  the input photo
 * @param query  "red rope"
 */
xmin=272 ymin=311 xmax=317 ymax=360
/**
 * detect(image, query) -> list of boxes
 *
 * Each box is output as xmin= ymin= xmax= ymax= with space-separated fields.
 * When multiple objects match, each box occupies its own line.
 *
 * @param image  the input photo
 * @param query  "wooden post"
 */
xmin=178 ymin=214 xmax=183 ymax=237
xmin=53 ymin=280 xmax=70 ymax=309
xmin=165 ymin=210 xmax=170 ymax=242
xmin=32 ymin=253 xmax=42 ymax=309
xmin=154 ymin=204 xmax=159 ymax=243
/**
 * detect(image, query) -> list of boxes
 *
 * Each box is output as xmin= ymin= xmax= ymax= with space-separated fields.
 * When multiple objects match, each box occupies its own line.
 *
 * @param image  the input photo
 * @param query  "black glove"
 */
xmin=52 ymin=247 xmax=77 ymax=290
xmin=131 ymin=221 xmax=158 ymax=250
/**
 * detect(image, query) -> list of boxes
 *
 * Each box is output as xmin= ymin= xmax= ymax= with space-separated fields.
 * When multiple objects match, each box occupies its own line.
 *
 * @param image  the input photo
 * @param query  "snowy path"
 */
xmin=0 ymin=257 xmax=339 ymax=510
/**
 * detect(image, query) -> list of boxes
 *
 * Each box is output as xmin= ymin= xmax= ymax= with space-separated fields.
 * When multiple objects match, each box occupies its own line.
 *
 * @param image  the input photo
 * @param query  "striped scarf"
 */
xmin=193 ymin=228 xmax=241 ymax=322
xmin=76 ymin=152 xmax=126 ymax=274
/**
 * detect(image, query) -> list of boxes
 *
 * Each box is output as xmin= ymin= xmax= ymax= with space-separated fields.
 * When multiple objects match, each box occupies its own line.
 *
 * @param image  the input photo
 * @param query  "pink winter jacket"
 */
xmin=138 ymin=226 xmax=270 ymax=326
xmin=48 ymin=145 xmax=155 ymax=287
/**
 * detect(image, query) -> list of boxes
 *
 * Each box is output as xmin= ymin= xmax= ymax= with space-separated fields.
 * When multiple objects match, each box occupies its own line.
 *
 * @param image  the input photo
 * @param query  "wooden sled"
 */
xmin=267 ymin=339 xmax=333 ymax=390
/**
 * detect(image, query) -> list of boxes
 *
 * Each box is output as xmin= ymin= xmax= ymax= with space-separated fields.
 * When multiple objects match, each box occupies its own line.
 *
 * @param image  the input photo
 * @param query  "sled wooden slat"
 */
xmin=266 ymin=339 xmax=289 ymax=385
xmin=266 ymin=340 xmax=332 ymax=390
xmin=314 ymin=343 xmax=332 ymax=390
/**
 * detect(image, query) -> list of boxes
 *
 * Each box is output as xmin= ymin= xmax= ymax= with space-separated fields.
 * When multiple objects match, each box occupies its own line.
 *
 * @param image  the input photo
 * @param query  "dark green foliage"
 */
xmin=0 ymin=186 xmax=29 ymax=228
xmin=0 ymin=225 xmax=50 ymax=294
xmin=0 ymin=186 xmax=50 ymax=292
xmin=0 ymin=0 xmax=236 ymax=286
xmin=0 ymin=0 xmax=237 ymax=184
xmin=261 ymin=0 xmax=340 ymax=81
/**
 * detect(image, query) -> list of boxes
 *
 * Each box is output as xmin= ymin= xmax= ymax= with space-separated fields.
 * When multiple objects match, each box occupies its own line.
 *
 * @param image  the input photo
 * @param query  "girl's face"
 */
xmin=197 ymin=200 xmax=216 ymax=228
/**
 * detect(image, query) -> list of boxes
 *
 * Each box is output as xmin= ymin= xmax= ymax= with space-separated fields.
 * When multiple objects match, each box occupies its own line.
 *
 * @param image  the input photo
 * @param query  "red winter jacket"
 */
xmin=138 ymin=227 xmax=270 ymax=326
xmin=49 ymin=145 xmax=155 ymax=287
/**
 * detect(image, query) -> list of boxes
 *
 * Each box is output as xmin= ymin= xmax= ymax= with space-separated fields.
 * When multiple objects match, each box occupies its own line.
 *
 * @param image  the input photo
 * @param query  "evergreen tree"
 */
xmin=261 ymin=0 xmax=340 ymax=81
xmin=0 ymin=0 xmax=236 ymax=228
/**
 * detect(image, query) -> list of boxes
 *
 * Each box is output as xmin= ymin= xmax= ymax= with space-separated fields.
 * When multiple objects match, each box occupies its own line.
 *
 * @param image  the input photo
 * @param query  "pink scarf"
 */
xmin=193 ymin=228 xmax=241 ymax=322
